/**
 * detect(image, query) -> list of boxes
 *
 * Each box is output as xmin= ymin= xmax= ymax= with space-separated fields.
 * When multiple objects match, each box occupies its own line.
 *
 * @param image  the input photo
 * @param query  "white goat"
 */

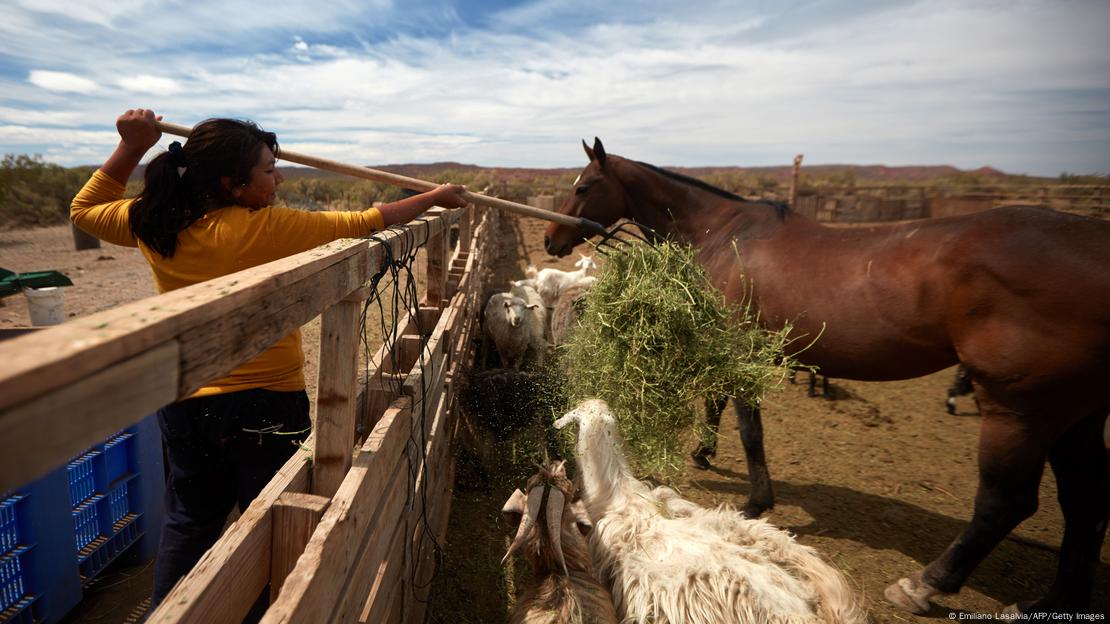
xmin=483 ymin=292 xmax=545 ymax=371
xmin=525 ymin=254 xmax=597 ymax=308
xmin=501 ymin=461 xmax=620 ymax=624
xmin=555 ymin=399 xmax=867 ymax=624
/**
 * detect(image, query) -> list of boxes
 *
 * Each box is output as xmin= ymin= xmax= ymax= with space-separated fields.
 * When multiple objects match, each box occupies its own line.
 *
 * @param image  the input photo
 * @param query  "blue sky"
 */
xmin=1 ymin=0 xmax=1108 ymax=176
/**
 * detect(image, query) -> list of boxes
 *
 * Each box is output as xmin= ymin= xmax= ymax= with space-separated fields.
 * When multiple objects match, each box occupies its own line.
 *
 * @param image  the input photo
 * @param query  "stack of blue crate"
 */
xmin=0 ymin=416 xmax=163 ymax=623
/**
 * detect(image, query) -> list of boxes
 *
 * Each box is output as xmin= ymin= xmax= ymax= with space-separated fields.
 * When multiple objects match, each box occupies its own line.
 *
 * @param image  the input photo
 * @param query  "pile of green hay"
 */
xmin=560 ymin=241 xmax=798 ymax=477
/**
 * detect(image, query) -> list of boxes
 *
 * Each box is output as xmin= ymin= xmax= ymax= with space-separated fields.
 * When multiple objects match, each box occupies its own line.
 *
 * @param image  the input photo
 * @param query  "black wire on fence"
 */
xmin=360 ymin=214 xmax=457 ymax=619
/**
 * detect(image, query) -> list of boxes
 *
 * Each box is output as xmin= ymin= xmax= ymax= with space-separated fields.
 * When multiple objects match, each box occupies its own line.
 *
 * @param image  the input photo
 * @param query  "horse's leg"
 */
xmin=821 ymin=375 xmax=830 ymax=399
xmin=733 ymin=398 xmax=774 ymax=518
xmin=1007 ymin=409 xmax=1109 ymax=615
xmin=692 ymin=395 xmax=727 ymax=469
xmin=885 ymin=407 xmax=1048 ymax=614
xmin=807 ymin=372 xmax=817 ymax=398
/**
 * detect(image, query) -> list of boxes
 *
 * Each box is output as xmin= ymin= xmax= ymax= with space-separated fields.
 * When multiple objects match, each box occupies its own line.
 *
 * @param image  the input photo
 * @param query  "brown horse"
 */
xmin=544 ymin=138 xmax=1110 ymax=616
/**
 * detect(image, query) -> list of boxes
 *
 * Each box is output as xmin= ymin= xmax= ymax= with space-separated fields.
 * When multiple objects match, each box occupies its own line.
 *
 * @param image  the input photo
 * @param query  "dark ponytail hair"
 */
xmin=129 ymin=118 xmax=278 ymax=257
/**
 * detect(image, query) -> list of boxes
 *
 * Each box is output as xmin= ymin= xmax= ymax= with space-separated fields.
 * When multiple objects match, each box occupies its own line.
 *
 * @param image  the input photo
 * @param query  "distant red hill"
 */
xmin=131 ymin=161 xmax=1031 ymax=185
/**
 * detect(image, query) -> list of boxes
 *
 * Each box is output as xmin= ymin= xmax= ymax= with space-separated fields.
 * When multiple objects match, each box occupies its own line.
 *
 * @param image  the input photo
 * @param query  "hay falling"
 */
xmin=560 ymin=241 xmax=797 ymax=477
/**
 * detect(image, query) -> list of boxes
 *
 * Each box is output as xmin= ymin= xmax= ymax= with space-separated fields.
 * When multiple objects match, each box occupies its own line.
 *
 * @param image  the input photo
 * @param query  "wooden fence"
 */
xmin=791 ymin=185 xmax=1110 ymax=222
xmin=0 ymin=204 xmax=501 ymax=622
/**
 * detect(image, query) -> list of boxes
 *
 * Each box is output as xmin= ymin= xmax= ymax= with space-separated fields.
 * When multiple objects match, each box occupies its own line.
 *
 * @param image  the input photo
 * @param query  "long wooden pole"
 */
xmin=155 ymin=120 xmax=608 ymax=236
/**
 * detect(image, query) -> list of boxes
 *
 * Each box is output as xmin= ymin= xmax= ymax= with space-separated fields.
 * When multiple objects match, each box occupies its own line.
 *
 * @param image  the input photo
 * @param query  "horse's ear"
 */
xmin=592 ymin=137 xmax=607 ymax=167
xmin=582 ymin=139 xmax=595 ymax=162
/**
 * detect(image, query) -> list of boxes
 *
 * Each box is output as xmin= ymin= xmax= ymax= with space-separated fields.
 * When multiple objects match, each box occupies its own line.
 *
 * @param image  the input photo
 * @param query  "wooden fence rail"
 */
xmin=0 ymin=204 xmax=501 ymax=623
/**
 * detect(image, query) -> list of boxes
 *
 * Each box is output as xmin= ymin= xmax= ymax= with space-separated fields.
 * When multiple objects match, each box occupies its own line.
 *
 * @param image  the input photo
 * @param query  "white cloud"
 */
xmin=28 ymin=70 xmax=99 ymax=94
xmin=117 ymin=74 xmax=182 ymax=95
xmin=0 ymin=0 xmax=1107 ymax=175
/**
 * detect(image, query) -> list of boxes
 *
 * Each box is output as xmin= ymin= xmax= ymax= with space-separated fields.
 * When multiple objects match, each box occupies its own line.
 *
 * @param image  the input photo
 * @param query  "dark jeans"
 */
xmin=151 ymin=388 xmax=311 ymax=617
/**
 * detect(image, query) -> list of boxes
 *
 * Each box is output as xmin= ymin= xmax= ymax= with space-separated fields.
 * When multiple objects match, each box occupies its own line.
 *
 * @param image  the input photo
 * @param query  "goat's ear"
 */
xmin=501 ymin=488 xmax=527 ymax=526
xmin=570 ymin=500 xmax=592 ymax=536
xmin=582 ymin=139 xmax=595 ymax=162
xmin=552 ymin=460 xmax=567 ymax=479
xmin=592 ymin=137 xmax=607 ymax=168
xmin=526 ymin=304 xmax=539 ymax=310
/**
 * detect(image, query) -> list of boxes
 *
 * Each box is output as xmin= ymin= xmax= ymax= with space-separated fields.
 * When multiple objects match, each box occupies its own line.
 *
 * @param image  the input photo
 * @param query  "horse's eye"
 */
xmin=575 ymin=185 xmax=589 ymax=195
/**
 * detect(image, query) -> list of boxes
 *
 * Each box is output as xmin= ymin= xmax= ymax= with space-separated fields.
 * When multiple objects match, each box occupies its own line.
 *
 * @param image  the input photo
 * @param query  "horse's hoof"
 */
xmin=741 ymin=502 xmax=769 ymax=519
xmin=691 ymin=451 xmax=712 ymax=470
xmin=884 ymin=574 xmax=937 ymax=615
xmin=945 ymin=398 xmax=956 ymax=415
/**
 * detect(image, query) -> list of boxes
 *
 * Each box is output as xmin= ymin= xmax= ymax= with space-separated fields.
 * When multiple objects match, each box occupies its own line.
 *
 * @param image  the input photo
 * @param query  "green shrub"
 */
xmin=0 ymin=155 xmax=95 ymax=228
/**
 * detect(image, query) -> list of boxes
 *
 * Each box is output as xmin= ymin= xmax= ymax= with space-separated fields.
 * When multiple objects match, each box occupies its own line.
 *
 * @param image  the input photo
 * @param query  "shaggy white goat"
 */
xmin=525 ymin=254 xmax=597 ymax=308
xmin=554 ymin=399 xmax=867 ymax=624
xmin=483 ymin=292 xmax=545 ymax=370
xmin=501 ymin=462 xmax=620 ymax=624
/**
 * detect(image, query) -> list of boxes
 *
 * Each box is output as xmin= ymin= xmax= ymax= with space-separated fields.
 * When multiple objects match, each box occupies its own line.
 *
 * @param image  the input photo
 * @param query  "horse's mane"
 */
xmin=632 ymin=159 xmax=790 ymax=219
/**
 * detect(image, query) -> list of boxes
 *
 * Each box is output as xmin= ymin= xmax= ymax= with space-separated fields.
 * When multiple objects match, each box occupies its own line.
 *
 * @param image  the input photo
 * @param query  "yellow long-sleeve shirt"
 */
xmin=71 ymin=169 xmax=385 ymax=397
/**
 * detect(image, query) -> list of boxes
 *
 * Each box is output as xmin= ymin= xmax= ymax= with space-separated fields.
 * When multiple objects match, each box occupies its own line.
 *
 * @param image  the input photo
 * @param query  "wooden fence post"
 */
xmin=789 ymin=154 xmax=803 ymax=209
xmin=425 ymin=229 xmax=448 ymax=309
xmin=270 ymin=492 xmax=329 ymax=601
xmin=458 ymin=206 xmax=473 ymax=253
xmin=71 ymin=223 xmax=101 ymax=250
xmin=312 ymin=299 xmax=361 ymax=498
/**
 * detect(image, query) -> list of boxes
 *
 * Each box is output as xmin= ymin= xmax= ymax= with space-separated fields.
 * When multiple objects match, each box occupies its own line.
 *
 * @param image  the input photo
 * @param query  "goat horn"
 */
xmin=501 ymin=485 xmax=545 ymax=566
xmin=546 ymin=488 xmax=569 ymax=577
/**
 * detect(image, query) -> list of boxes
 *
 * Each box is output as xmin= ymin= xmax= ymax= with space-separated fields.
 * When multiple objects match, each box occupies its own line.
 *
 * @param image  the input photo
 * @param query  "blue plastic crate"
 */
xmin=0 ymin=545 xmax=30 ymax=613
xmin=78 ymin=518 xmax=140 ymax=585
xmin=66 ymin=451 xmax=99 ymax=507
xmin=102 ymin=432 xmax=134 ymax=484
xmin=107 ymin=480 xmax=130 ymax=526
xmin=71 ymin=494 xmax=103 ymax=553
xmin=3 ymin=415 xmax=164 ymax=623
xmin=0 ymin=494 xmax=24 ymax=554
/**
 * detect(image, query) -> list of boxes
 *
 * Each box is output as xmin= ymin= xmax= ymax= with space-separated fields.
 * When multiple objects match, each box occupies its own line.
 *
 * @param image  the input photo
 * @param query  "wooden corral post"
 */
xmin=789 ymin=154 xmax=804 ymax=209
xmin=313 ymin=299 xmax=361 ymax=498
xmin=71 ymin=223 xmax=101 ymax=250
xmin=425 ymin=228 xmax=449 ymax=309
xmin=458 ymin=205 xmax=473 ymax=253
xmin=270 ymin=492 xmax=329 ymax=601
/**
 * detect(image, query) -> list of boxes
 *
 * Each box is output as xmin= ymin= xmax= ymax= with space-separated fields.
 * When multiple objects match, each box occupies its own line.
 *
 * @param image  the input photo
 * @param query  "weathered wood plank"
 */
xmin=260 ymin=397 xmax=414 ymax=623
xmin=0 ymin=238 xmax=366 ymax=412
xmin=178 ymin=251 xmax=368 ymax=397
xmin=0 ymin=342 xmax=179 ymax=491
xmin=270 ymin=493 xmax=329 ymax=601
xmin=312 ymin=299 xmax=362 ymax=498
xmin=1 ymin=213 xmax=457 ymax=415
xmin=330 ymin=445 xmax=412 ymax=622
xmin=324 ymin=335 xmax=450 ymax=621
xmin=403 ymin=391 xmax=454 ymax=624
xmin=424 ymin=227 xmax=449 ymax=308
xmin=355 ymin=390 xmax=441 ymax=621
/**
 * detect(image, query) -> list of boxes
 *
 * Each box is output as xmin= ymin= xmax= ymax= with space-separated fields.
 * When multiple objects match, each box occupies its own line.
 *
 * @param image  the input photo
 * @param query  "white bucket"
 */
xmin=24 ymin=287 xmax=66 ymax=326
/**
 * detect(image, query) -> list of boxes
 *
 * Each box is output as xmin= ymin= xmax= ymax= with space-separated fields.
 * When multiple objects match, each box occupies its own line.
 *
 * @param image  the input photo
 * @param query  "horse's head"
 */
xmin=544 ymin=137 xmax=629 ymax=257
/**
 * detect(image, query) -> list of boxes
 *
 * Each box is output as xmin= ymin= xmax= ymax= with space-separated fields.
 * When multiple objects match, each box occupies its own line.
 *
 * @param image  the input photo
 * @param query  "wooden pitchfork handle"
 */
xmin=155 ymin=120 xmax=609 ymax=237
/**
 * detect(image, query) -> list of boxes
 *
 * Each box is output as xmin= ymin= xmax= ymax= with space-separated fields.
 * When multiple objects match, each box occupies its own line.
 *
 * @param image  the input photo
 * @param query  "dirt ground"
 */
xmin=427 ymin=215 xmax=1109 ymax=623
xmin=2 ymin=221 xmax=1107 ymax=623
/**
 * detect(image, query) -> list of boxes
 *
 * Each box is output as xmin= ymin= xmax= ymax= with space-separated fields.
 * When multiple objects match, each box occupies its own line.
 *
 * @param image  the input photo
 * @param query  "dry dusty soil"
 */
xmin=2 ymin=221 xmax=1107 ymax=623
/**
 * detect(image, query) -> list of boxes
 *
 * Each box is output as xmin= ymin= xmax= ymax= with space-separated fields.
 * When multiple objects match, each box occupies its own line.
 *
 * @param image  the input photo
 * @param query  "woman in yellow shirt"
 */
xmin=72 ymin=108 xmax=468 ymax=615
